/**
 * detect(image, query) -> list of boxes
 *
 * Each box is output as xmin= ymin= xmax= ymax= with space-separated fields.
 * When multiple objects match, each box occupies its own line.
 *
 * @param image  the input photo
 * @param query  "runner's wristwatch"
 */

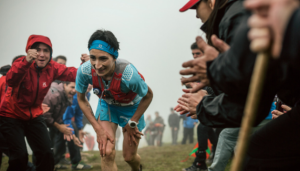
xmin=128 ymin=120 xmax=138 ymax=128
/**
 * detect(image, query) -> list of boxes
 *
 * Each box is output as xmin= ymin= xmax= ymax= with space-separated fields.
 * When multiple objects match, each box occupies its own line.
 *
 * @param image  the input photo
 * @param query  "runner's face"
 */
xmin=35 ymin=43 xmax=51 ymax=68
xmin=90 ymin=49 xmax=116 ymax=77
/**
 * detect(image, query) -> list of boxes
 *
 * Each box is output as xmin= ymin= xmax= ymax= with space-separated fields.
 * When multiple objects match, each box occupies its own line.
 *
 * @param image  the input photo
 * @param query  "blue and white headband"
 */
xmin=89 ymin=40 xmax=119 ymax=58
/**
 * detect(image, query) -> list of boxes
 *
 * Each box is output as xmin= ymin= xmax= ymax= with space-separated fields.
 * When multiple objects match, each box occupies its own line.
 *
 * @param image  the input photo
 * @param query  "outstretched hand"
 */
xmin=177 ymin=89 xmax=208 ymax=117
xmin=180 ymin=35 xmax=230 ymax=93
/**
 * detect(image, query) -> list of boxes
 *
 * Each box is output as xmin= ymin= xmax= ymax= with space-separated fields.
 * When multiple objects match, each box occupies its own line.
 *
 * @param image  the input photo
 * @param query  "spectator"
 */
xmin=168 ymin=108 xmax=180 ymax=145
xmin=144 ymin=114 xmax=153 ymax=145
xmin=0 ymin=35 xmax=78 ymax=171
xmin=208 ymin=102 xmax=276 ymax=171
xmin=43 ymin=81 xmax=92 ymax=170
xmin=63 ymin=84 xmax=92 ymax=144
xmin=54 ymin=55 xmax=67 ymax=65
xmin=153 ymin=112 xmax=165 ymax=146
xmin=181 ymin=115 xmax=198 ymax=145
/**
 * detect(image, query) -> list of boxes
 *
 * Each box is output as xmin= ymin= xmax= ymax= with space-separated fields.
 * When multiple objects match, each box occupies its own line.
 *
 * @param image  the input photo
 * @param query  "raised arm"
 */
xmin=53 ymin=62 xmax=77 ymax=82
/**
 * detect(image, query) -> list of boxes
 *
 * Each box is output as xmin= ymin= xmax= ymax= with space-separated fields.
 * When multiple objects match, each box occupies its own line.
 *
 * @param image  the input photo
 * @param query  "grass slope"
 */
xmin=1 ymin=143 xmax=231 ymax=171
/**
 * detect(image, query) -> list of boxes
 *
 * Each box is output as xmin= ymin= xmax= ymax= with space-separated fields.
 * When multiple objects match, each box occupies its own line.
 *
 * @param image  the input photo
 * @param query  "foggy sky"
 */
xmin=0 ymin=0 xmax=204 ymax=149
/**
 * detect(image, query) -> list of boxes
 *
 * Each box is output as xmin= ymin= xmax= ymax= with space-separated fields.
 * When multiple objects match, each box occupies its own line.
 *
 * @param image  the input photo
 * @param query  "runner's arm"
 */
xmin=130 ymin=86 xmax=153 ymax=122
xmin=77 ymin=92 xmax=103 ymax=133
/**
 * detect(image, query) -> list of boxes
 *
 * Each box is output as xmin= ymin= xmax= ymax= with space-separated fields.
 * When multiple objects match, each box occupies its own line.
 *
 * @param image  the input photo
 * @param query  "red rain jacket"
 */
xmin=0 ymin=76 xmax=6 ymax=104
xmin=0 ymin=35 xmax=77 ymax=120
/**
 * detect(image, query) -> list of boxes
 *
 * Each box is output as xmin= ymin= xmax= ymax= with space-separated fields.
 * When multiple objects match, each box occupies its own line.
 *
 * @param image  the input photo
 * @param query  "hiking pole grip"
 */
xmin=230 ymin=51 xmax=270 ymax=171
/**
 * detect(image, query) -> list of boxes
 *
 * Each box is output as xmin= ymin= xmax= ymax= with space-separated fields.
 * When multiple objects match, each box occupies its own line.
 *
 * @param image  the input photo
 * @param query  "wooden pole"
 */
xmin=230 ymin=51 xmax=270 ymax=171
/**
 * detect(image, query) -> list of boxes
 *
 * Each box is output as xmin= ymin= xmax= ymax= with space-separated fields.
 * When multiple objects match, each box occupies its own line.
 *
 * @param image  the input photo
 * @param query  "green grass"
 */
xmin=1 ymin=143 xmax=231 ymax=171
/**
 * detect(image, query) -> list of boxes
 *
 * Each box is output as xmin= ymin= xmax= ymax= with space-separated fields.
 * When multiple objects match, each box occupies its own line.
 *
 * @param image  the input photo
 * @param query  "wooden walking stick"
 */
xmin=230 ymin=50 xmax=270 ymax=171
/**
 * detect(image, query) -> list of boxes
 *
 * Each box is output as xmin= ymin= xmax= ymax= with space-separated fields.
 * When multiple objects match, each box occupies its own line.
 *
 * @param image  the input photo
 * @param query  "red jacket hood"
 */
xmin=25 ymin=35 xmax=53 ymax=54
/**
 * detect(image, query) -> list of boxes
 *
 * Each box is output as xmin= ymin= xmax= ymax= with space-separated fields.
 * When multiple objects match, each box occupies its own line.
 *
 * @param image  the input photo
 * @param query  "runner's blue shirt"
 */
xmin=75 ymin=60 xmax=148 ymax=104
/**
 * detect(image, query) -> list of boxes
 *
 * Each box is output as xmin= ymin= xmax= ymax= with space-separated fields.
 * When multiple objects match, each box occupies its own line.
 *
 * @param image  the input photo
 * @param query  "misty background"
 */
xmin=0 ymin=0 xmax=205 ymax=152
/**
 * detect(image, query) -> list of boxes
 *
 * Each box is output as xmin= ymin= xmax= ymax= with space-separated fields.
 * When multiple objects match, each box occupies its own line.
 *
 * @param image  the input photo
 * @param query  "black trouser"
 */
xmin=49 ymin=126 xmax=81 ymax=165
xmin=243 ymin=103 xmax=300 ymax=171
xmin=0 ymin=131 xmax=9 ymax=168
xmin=193 ymin=124 xmax=222 ymax=169
xmin=171 ymin=127 xmax=179 ymax=145
xmin=182 ymin=127 xmax=194 ymax=144
xmin=0 ymin=116 xmax=54 ymax=171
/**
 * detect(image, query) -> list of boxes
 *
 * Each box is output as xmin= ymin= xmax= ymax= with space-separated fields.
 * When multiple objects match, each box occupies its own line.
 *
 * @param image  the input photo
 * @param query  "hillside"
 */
xmin=1 ymin=143 xmax=231 ymax=171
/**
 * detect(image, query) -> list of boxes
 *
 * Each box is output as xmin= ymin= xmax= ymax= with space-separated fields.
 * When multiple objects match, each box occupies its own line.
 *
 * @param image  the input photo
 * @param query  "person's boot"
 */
xmin=182 ymin=164 xmax=207 ymax=171
xmin=72 ymin=161 xmax=93 ymax=170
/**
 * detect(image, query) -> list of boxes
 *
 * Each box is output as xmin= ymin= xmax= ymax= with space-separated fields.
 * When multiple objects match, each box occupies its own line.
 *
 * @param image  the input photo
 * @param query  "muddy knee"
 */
xmin=102 ymin=147 xmax=116 ymax=160
xmin=123 ymin=152 xmax=136 ymax=163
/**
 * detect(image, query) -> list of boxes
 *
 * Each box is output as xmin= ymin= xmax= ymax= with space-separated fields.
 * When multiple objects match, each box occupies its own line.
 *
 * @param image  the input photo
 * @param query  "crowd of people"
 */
xmin=174 ymin=0 xmax=300 ymax=170
xmin=0 ymin=29 xmax=153 ymax=171
xmin=1 ymin=0 xmax=300 ymax=171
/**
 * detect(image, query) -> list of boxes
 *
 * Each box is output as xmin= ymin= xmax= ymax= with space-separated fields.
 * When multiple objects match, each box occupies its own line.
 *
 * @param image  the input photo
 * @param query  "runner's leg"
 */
xmin=123 ymin=131 xmax=141 ymax=171
xmin=98 ymin=120 xmax=118 ymax=171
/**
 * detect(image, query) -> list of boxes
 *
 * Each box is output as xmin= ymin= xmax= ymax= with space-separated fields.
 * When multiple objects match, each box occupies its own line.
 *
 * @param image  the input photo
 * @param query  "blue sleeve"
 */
xmin=121 ymin=64 xmax=148 ymax=97
xmin=74 ymin=95 xmax=84 ymax=130
xmin=63 ymin=106 xmax=75 ymax=134
xmin=86 ymin=92 xmax=91 ymax=101
xmin=75 ymin=61 xmax=93 ymax=94
xmin=74 ymin=106 xmax=83 ymax=130
xmin=270 ymin=101 xmax=276 ymax=112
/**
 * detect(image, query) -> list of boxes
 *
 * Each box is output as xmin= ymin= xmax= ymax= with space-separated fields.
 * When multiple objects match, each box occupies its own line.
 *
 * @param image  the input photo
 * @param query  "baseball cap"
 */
xmin=179 ymin=0 xmax=201 ymax=12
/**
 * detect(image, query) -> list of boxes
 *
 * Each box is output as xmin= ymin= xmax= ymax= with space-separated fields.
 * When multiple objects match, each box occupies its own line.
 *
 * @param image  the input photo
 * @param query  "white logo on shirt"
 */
xmin=43 ymin=82 xmax=47 ymax=87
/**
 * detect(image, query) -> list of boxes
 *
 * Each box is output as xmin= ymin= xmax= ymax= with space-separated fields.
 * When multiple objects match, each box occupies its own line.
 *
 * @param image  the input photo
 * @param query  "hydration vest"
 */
xmin=91 ymin=59 xmax=145 ymax=106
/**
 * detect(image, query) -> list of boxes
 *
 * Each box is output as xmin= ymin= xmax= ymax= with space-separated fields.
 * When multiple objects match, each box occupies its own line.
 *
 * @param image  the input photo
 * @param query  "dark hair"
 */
xmin=12 ymin=55 xmax=25 ymax=64
xmin=190 ymin=42 xmax=199 ymax=50
xmin=88 ymin=30 xmax=120 ymax=58
xmin=0 ymin=65 xmax=11 ymax=76
xmin=64 ymin=81 xmax=71 ymax=85
xmin=31 ymin=42 xmax=52 ymax=57
xmin=204 ymin=0 xmax=228 ymax=46
xmin=55 ymin=55 xmax=67 ymax=62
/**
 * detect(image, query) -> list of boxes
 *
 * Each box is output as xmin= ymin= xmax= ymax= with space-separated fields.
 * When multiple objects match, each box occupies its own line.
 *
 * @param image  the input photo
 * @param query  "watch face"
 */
xmin=130 ymin=122 xmax=136 ymax=127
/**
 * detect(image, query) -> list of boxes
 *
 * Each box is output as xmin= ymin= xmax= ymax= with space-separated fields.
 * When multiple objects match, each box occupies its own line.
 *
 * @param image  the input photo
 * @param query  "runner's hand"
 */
xmin=123 ymin=124 xmax=143 ymax=147
xmin=95 ymin=128 xmax=114 ymax=157
xmin=58 ymin=124 xmax=73 ymax=135
xmin=26 ymin=49 xmax=38 ymax=63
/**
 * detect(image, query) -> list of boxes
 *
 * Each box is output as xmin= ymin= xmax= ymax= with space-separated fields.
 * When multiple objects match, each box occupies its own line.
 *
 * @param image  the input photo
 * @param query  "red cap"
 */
xmin=179 ymin=0 xmax=201 ymax=12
